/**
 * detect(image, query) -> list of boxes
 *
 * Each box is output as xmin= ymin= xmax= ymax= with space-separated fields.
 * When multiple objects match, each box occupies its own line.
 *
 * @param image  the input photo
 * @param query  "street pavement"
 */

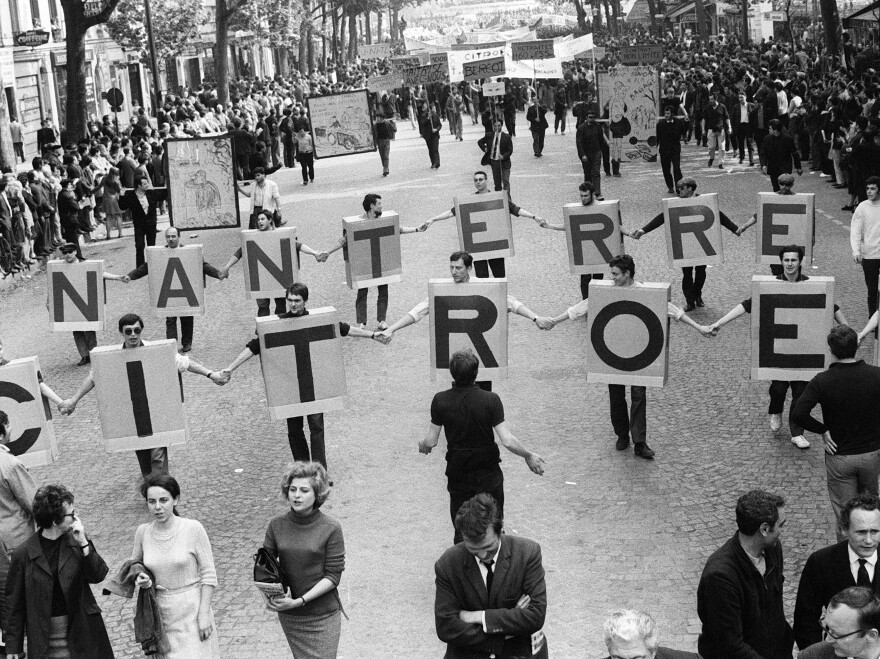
xmin=0 ymin=115 xmax=872 ymax=658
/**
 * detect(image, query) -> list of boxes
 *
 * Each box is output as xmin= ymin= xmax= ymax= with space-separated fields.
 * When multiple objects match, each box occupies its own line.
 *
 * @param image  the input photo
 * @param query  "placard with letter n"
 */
xmin=46 ymin=259 xmax=105 ymax=331
xmin=91 ymin=340 xmax=188 ymax=452
xmin=454 ymin=191 xmax=513 ymax=260
xmin=662 ymin=193 xmax=723 ymax=267
xmin=586 ymin=281 xmax=670 ymax=387
xmin=564 ymin=200 xmax=623 ymax=274
xmin=750 ymin=275 xmax=834 ymax=381
xmin=256 ymin=308 xmax=347 ymax=420
xmin=429 ymin=279 xmax=508 ymax=381
xmin=342 ymin=212 xmax=402 ymax=290
xmin=756 ymin=192 xmax=814 ymax=266
xmin=241 ymin=226 xmax=300 ymax=300
xmin=146 ymin=245 xmax=205 ymax=317
xmin=0 ymin=357 xmax=58 ymax=468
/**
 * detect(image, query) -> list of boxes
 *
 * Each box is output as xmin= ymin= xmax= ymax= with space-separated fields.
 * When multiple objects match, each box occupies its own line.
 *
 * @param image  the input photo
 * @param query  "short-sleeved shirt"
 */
xmin=245 ymin=310 xmax=350 ymax=354
xmin=430 ymin=384 xmax=504 ymax=491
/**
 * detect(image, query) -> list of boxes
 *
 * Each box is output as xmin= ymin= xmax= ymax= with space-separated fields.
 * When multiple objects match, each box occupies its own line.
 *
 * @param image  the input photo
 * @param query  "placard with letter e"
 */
xmin=662 ymin=193 xmax=723 ymax=267
xmin=0 ymin=357 xmax=58 ymax=468
xmin=91 ymin=340 xmax=188 ymax=452
xmin=241 ymin=226 xmax=300 ymax=300
xmin=585 ymin=280 xmax=671 ymax=387
xmin=46 ymin=259 xmax=105 ymax=331
xmin=256 ymin=308 xmax=347 ymax=419
xmin=755 ymin=192 xmax=815 ymax=266
xmin=342 ymin=212 xmax=402 ymax=289
xmin=429 ymin=279 xmax=508 ymax=381
xmin=750 ymin=275 xmax=834 ymax=381
xmin=454 ymin=191 xmax=513 ymax=261
xmin=146 ymin=245 xmax=206 ymax=317
xmin=563 ymin=200 xmax=623 ymax=274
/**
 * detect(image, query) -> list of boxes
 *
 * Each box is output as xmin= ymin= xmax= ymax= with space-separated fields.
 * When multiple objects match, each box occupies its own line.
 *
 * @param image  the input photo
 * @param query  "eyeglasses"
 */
xmin=822 ymin=625 xmax=864 ymax=641
xmin=122 ymin=327 xmax=143 ymax=336
xmin=61 ymin=510 xmax=76 ymax=521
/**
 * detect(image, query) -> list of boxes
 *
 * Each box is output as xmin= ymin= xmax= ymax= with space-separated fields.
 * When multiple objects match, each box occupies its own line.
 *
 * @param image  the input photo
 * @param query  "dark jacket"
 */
xmin=5 ymin=533 xmax=113 ymax=659
xmin=656 ymin=118 xmax=683 ymax=154
xmin=477 ymin=131 xmax=513 ymax=166
xmin=103 ymin=559 xmax=167 ymax=656
xmin=697 ymin=533 xmax=793 ymax=659
xmin=57 ymin=189 xmax=80 ymax=229
xmin=419 ymin=111 xmax=442 ymax=139
xmin=526 ymin=105 xmax=549 ymax=132
xmin=118 ymin=189 xmax=163 ymax=227
xmin=762 ymin=132 xmax=802 ymax=173
xmin=128 ymin=253 xmax=222 ymax=281
xmin=731 ymin=101 xmax=759 ymax=131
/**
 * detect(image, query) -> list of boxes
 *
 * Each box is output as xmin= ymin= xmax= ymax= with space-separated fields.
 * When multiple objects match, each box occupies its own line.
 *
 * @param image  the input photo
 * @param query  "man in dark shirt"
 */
xmin=792 ymin=325 xmax=880 ymax=529
xmin=420 ymin=348 xmax=545 ymax=544
xmin=762 ymin=119 xmax=802 ymax=191
xmin=703 ymin=95 xmax=730 ymax=169
xmin=656 ymin=107 xmax=684 ymax=194
xmin=576 ymin=109 xmax=606 ymax=200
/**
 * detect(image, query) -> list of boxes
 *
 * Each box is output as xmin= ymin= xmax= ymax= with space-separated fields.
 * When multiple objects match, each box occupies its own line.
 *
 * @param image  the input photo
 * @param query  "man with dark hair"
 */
xmin=851 ymin=176 xmax=880 ymax=322
xmin=697 ymin=490 xmax=793 ymax=659
xmin=795 ymin=494 xmax=880 ymax=649
xmin=576 ymin=109 xmax=606 ymax=199
xmin=118 ymin=173 xmax=164 ymax=267
xmin=656 ymin=107 xmax=684 ymax=193
xmin=762 ymin=118 xmax=802 ymax=191
xmin=798 ymin=587 xmax=880 ymax=659
xmin=420 ymin=348 xmax=545 ymax=544
xmin=793 ymin=326 xmax=880 ymax=528
xmin=478 ymin=118 xmax=514 ymax=194
xmin=434 ymin=493 xmax=548 ymax=658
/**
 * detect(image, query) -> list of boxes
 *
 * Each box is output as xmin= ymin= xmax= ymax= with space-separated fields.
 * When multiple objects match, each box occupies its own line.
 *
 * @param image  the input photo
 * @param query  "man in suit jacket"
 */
xmin=731 ymin=91 xmax=759 ymax=166
xmin=434 ymin=493 xmax=547 ymax=659
xmin=794 ymin=494 xmax=880 ymax=649
xmin=603 ymin=609 xmax=699 ymax=659
xmin=118 ymin=173 xmax=162 ymax=267
xmin=656 ymin=107 xmax=684 ymax=194
xmin=478 ymin=119 xmax=514 ymax=195
xmin=762 ymin=119 xmax=802 ymax=191
xmin=798 ymin=587 xmax=880 ymax=659
xmin=526 ymin=103 xmax=549 ymax=157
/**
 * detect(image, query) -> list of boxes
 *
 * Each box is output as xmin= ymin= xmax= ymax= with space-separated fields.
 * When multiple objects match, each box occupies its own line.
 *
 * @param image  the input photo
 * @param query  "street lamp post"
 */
xmin=143 ymin=0 xmax=163 ymax=118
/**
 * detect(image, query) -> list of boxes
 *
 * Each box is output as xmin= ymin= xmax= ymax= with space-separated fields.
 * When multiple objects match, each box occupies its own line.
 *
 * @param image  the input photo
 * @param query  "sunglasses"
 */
xmin=122 ymin=327 xmax=143 ymax=336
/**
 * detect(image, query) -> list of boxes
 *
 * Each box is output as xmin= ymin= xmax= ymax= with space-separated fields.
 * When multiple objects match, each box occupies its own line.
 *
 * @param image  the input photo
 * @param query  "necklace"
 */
xmin=149 ymin=517 xmax=180 ymax=545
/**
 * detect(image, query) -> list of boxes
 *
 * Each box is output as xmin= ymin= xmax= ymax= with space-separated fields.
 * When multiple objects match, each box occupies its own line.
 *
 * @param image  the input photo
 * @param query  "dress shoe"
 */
xmin=634 ymin=443 xmax=655 ymax=459
xmin=790 ymin=435 xmax=810 ymax=449
xmin=181 ymin=344 xmax=192 ymax=353
xmin=718 ymin=164 xmax=724 ymax=169
xmin=667 ymin=188 xmax=675 ymax=194
xmin=684 ymin=301 xmax=696 ymax=312
xmin=739 ymin=158 xmax=744 ymax=164
xmin=77 ymin=355 xmax=91 ymax=366
xmin=383 ymin=171 xmax=389 ymax=176
xmin=707 ymin=158 xmax=714 ymax=167
xmin=769 ymin=413 xmax=782 ymax=431
xmin=696 ymin=296 xmax=704 ymax=307
xmin=615 ymin=436 xmax=629 ymax=450
xmin=842 ymin=205 xmax=855 ymax=211
xmin=595 ymin=195 xmax=605 ymax=201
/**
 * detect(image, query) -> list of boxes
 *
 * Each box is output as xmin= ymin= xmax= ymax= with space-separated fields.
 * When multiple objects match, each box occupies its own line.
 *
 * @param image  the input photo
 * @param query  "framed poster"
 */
xmin=597 ymin=65 xmax=660 ymax=162
xmin=307 ymin=90 xmax=377 ymax=159
xmin=166 ymin=134 xmax=240 ymax=230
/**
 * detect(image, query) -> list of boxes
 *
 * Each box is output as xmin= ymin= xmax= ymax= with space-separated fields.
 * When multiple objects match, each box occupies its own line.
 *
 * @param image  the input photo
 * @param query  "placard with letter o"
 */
xmin=0 ymin=357 xmax=57 ymax=468
xmin=662 ymin=193 xmax=723 ymax=268
xmin=256 ymin=308 xmax=347 ymax=420
xmin=91 ymin=340 xmax=188 ymax=452
xmin=454 ymin=191 xmax=513 ymax=260
xmin=46 ymin=259 xmax=106 ymax=332
xmin=429 ymin=278 xmax=508 ymax=381
xmin=241 ymin=226 xmax=300 ymax=300
xmin=342 ymin=212 xmax=402 ymax=290
xmin=563 ymin=200 xmax=623 ymax=275
xmin=585 ymin=280 xmax=670 ymax=387
xmin=756 ymin=192 xmax=814 ymax=266
xmin=146 ymin=245 xmax=206 ymax=317
xmin=750 ymin=275 xmax=834 ymax=381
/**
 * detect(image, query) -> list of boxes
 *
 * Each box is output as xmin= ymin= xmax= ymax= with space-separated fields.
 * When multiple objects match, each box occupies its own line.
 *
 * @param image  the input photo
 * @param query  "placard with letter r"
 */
xmin=662 ymin=193 xmax=723 ymax=268
xmin=454 ymin=191 xmax=513 ymax=260
xmin=563 ymin=200 xmax=623 ymax=274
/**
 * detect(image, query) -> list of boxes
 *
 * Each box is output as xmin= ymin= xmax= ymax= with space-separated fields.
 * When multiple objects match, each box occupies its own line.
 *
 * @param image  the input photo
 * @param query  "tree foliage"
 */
xmin=228 ymin=0 xmax=304 ymax=48
xmin=106 ymin=0 xmax=206 ymax=61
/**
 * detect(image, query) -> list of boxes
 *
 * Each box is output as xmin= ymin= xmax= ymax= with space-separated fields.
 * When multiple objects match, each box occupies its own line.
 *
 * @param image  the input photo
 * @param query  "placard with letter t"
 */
xmin=662 ymin=193 xmax=723 ymax=268
xmin=342 ymin=212 xmax=402 ymax=290
xmin=756 ymin=192 xmax=814 ymax=266
xmin=46 ymin=259 xmax=106 ymax=331
xmin=563 ymin=200 xmax=623 ymax=275
xmin=146 ymin=245 xmax=205 ymax=317
xmin=454 ymin=191 xmax=513 ymax=261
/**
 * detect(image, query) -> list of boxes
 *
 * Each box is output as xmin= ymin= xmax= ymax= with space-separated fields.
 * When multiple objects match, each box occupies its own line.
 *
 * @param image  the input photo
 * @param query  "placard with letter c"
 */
xmin=0 ymin=356 xmax=58 ymax=467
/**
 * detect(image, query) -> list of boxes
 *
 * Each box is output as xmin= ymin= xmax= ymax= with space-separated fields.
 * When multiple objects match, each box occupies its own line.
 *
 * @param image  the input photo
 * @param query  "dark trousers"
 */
xmin=531 ymin=129 xmax=545 ymax=156
xmin=474 ymin=258 xmax=505 ymax=279
xmin=862 ymin=259 xmax=880 ymax=320
xmin=504 ymin=113 xmax=516 ymax=137
xmin=377 ymin=138 xmax=391 ymax=174
xmin=682 ymin=265 xmax=706 ymax=303
xmin=257 ymin=297 xmax=286 ymax=317
xmin=72 ymin=331 xmax=97 ymax=358
xmin=61 ymin=224 xmax=84 ymax=260
xmin=768 ymin=380 xmax=808 ymax=436
xmin=608 ymin=385 xmax=646 ymax=445
xmin=235 ymin=152 xmax=250 ymax=180
xmin=133 ymin=219 xmax=157 ymax=267
xmin=136 ymin=447 xmax=168 ymax=477
xmin=659 ymin=150 xmax=682 ymax=191
xmin=736 ymin=125 xmax=755 ymax=162
xmin=283 ymin=141 xmax=296 ymax=168
xmin=581 ymin=152 xmax=602 ymax=195
xmin=424 ymin=134 xmax=440 ymax=167
xmin=450 ymin=481 xmax=504 ymax=544
xmin=166 ymin=316 xmax=194 ymax=346
xmin=601 ymin=140 xmax=611 ymax=175
xmin=355 ymin=285 xmax=388 ymax=325
xmin=554 ymin=110 xmax=566 ymax=133
xmin=580 ymin=273 xmax=604 ymax=300
xmin=13 ymin=142 xmax=24 ymax=162
xmin=286 ymin=414 xmax=326 ymax=467
xmin=694 ymin=110 xmax=704 ymax=144
xmin=298 ymin=152 xmax=315 ymax=182
xmin=490 ymin=160 xmax=511 ymax=193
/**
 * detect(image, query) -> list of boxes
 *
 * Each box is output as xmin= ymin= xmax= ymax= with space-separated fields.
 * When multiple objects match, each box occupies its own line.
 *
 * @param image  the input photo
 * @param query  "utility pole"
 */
xmin=742 ymin=0 xmax=749 ymax=42
xmin=143 ymin=0 xmax=163 ymax=118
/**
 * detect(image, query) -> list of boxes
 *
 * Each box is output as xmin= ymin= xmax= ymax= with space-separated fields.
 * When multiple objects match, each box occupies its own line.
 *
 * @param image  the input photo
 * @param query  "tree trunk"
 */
xmin=63 ymin=14 xmax=89 ymax=139
xmin=348 ymin=8 xmax=358 ymax=60
xmin=392 ymin=7 xmax=399 ymax=41
xmin=0 ymin=68 xmax=15 ymax=171
xmin=693 ymin=0 xmax=709 ymax=41
xmin=572 ymin=0 xmax=589 ymax=32
xmin=376 ymin=9 xmax=383 ymax=43
xmin=332 ymin=4 xmax=339 ymax=63
xmin=364 ymin=11 xmax=372 ymax=44
xmin=215 ymin=0 xmax=230 ymax=104
xmin=820 ymin=0 xmax=842 ymax=63
xmin=299 ymin=0 xmax=310 ymax=74
xmin=602 ymin=0 xmax=613 ymax=36
xmin=610 ymin=0 xmax=620 ymax=36
xmin=591 ymin=1 xmax=603 ymax=31
xmin=307 ymin=26 xmax=315 ymax=73
xmin=646 ymin=0 xmax=658 ymax=35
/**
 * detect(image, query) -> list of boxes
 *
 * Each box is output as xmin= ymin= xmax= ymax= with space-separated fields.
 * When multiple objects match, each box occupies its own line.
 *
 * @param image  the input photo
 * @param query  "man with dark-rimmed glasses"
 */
xmin=798 ymin=586 xmax=880 ymax=659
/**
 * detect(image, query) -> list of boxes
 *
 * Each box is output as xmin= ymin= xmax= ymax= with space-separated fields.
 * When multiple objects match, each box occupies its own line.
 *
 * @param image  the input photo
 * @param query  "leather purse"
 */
xmin=254 ymin=547 xmax=288 ymax=591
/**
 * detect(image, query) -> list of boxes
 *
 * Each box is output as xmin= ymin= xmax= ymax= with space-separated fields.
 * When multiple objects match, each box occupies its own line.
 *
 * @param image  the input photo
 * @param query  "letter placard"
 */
xmin=429 ymin=279 xmax=508 ymax=381
xmin=342 ymin=212 xmax=402 ymax=290
xmin=750 ymin=275 xmax=834 ymax=380
xmin=564 ymin=200 xmax=623 ymax=274
xmin=241 ymin=226 xmax=300 ymax=300
xmin=454 ymin=191 xmax=513 ymax=260
xmin=662 ymin=193 xmax=723 ymax=267
xmin=756 ymin=192 xmax=814 ymax=266
xmin=256 ymin=308 xmax=347 ymax=419
xmin=146 ymin=245 xmax=206 ymax=317
xmin=91 ymin=340 xmax=188 ymax=452
xmin=0 ymin=357 xmax=57 ymax=468
xmin=585 ymin=281 xmax=670 ymax=387
xmin=46 ymin=260 xmax=105 ymax=331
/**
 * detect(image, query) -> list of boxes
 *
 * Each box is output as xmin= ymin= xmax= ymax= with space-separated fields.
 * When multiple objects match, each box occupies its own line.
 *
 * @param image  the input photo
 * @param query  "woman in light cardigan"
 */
xmin=265 ymin=461 xmax=345 ymax=658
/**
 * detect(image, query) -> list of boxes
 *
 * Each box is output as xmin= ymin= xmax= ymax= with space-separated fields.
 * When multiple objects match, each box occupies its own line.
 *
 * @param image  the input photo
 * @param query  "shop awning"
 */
xmin=843 ymin=0 xmax=880 ymax=27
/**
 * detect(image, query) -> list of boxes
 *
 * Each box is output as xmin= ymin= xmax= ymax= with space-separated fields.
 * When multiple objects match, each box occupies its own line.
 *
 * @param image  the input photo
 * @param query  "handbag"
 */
xmin=254 ymin=546 xmax=288 ymax=591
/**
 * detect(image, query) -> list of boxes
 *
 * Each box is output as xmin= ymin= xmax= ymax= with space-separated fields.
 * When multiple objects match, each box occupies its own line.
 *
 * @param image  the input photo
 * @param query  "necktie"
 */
xmin=482 ymin=559 xmax=494 ymax=593
xmin=492 ymin=133 xmax=500 ymax=160
xmin=858 ymin=559 xmax=871 ymax=587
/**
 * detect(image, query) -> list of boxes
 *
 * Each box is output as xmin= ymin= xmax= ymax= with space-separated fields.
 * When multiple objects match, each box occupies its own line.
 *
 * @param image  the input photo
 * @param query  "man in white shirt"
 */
xmin=851 ymin=176 xmax=880 ymax=322
xmin=237 ymin=166 xmax=282 ymax=228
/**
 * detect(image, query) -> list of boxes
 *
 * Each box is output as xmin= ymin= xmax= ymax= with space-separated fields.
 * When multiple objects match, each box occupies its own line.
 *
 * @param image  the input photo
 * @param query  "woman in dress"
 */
xmin=264 ymin=461 xmax=345 ymax=658
xmin=132 ymin=474 xmax=219 ymax=658
xmin=100 ymin=167 xmax=124 ymax=240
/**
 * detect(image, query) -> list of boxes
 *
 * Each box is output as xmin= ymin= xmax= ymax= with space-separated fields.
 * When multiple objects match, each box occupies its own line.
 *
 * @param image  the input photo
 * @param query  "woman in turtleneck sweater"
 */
xmin=264 ymin=461 xmax=345 ymax=658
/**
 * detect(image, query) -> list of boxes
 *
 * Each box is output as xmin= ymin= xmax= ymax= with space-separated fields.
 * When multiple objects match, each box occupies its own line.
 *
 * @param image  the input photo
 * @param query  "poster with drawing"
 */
xmin=597 ymin=65 xmax=660 ymax=163
xmin=306 ymin=90 xmax=376 ymax=159
xmin=166 ymin=134 xmax=240 ymax=231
